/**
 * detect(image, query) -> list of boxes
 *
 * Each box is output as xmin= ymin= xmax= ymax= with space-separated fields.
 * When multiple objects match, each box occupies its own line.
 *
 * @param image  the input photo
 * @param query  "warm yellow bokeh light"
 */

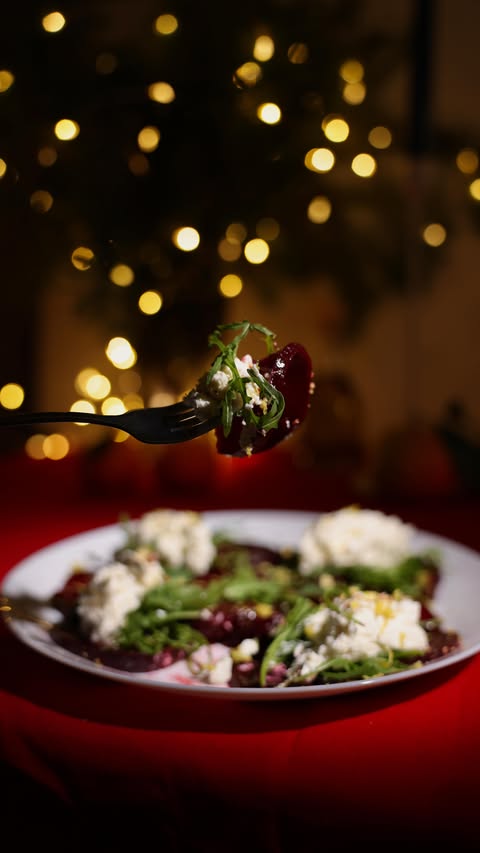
xmin=287 ymin=43 xmax=309 ymax=64
xmin=457 ymin=148 xmax=479 ymax=174
xmin=109 ymin=264 xmax=134 ymax=286
xmin=219 ymin=274 xmax=243 ymax=298
xmin=71 ymin=246 xmax=95 ymax=271
xmin=307 ymin=196 xmax=332 ymax=224
xmin=233 ymin=62 xmax=262 ymax=88
xmin=154 ymin=14 xmax=178 ymax=35
xmin=0 ymin=70 xmax=14 ymax=93
xmin=43 ymin=434 xmax=69 ymax=460
xmin=75 ymin=367 xmax=98 ymax=394
xmin=128 ymin=153 xmax=150 ymax=176
xmin=351 ymin=153 xmax=376 ymax=177
xmin=172 ymin=226 xmax=200 ymax=251
xmin=256 ymin=217 xmax=280 ymax=240
xmin=323 ymin=116 xmax=350 ymax=142
xmin=30 ymin=190 xmax=54 ymax=213
xmin=0 ymin=383 xmax=24 ymax=409
xmin=137 ymin=126 xmax=161 ymax=153
xmin=38 ymin=146 xmax=58 ymax=167
xmin=422 ymin=223 xmax=447 ymax=247
xmin=469 ymin=178 xmax=480 ymax=200
xmin=54 ymin=119 xmax=80 ymax=140
xmin=0 ymin=159 xmax=6 ymax=178
xmin=368 ymin=126 xmax=392 ymax=149
xmin=85 ymin=374 xmax=111 ymax=400
xmin=343 ymin=82 xmax=366 ymax=105
xmin=123 ymin=393 xmax=144 ymax=410
xmin=217 ymin=239 xmax=242 ymax=261
xmin=70 ymin=399 xmax=96 ymax=425
xmin=226 ymin=223 xmax=247 ymax=243
xmin=339 ymin=59 xmax=364 ymax=83
xmin=304 ymin=148 xmax=335 ymax=173
xmin=138 ymin=290 xmax=163 ymax=315
xmin=257 ymin=102 xmax=282 ymax=125
xmin=25 ymin=434 xmax=47 ymax=460
xmin=148 ymin=81 xmax=175 ymax=103
xmin=102 ymin=397 xmax=127 ymax=415
xmin=42 ymin=12 xmax=66 ymax=33
xmin=253 ymin=35 xmax=274 ymax=62
xmin=244 ymin=238 xmax=270 ymax=264
xmin=106 ymin=338 xmax=137 ymax=369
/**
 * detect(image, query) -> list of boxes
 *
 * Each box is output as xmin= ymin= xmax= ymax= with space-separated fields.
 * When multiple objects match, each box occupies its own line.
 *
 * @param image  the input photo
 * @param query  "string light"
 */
xmin=257 ymin=103 xmax=282 ymax=124
xmin=343 ymin=82 xmax=366 ymax=105
xmin=101 ymin=396 xmax=126 ymax=415
xmin=307 ymin=196 xmax=332 ymax=223
xmin=137 ymin=126 xmax=161 ymax=152
xmin=41 ymin=12 xmax=66 ymax=33
xmin=217 ymin=239 xmax=242 ymax=261
xmin=148 ymin=82 xmax=175 ymax=103
xmin=339 ymin=59 xmax=364 ymax=83
xmin=422 ymin=223 xmax=447 ymax=247
xmin=138 ymin=290 xmax=163 ymax=315
xmin=233 ymin=62 xmax=262 ymax=88
xmin=0 ymin=70 xmax=14 ymax=92
xmin=368 ymin=126 xmax=392 ymax=149
xmin=219 ymin=274 xmax=243 ymax=297
xmin=0 ymin=159 xmax=7 ymax=179
xmin=253 ymin=36 xmax=274 ymax=62
xmin=154 ymin=14 xmax=179 ymax=35
xmin=30 ymin=190 xmax=53 ymax=213
xmin=244 ymin=238 xmax=269 ymax=264
xmin=304 ymin=148 xmax=335 ymax=173
xmin=54 ymin=119 xmax=80 ymax=140
xmin=322 ymin=116 xmax=350 ymax=142
xmin=106 ymin=337 xmax=137 ymax=369
xmin=71 ymin=247 xmax=95 ymax=270
xmin=0 ymin=383 xmax=24 ymax=409
xmin=43 ymin=434 xmax=69 ymax=460
xmin=468 ymin=179 xmax=480 ymax=200
xmin=25 ymin=434 xmax=47 ymax=460
xmin=109 ymin=264 xmax=134 ymax=286
xmin=172 ymin=227 xmax=200 ymax=251
xmin=287 ymin=43 xmax=309 ymax=64
xmin=457 ymin=148 xmax=478 ymax=174
xmin=351 ymin=153 xmax=376 ymax=177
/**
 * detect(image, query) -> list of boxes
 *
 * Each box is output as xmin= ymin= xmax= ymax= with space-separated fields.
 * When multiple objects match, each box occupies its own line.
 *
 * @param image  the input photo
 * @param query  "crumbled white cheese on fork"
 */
xmin=136 ymin=508 xmax=216 ymax=576
xmin=298 ymin=507 xmax=414 ymax=575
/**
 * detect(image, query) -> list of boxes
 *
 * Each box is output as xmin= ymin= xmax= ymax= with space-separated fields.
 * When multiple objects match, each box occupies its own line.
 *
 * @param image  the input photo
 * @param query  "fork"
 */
xmin=0 ymin=401 xmax=221 ymax=445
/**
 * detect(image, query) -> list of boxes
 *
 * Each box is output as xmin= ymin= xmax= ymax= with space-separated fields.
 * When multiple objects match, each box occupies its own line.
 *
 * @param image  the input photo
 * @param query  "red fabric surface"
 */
xmin=1 ymin=448 xmax=480 ymax=846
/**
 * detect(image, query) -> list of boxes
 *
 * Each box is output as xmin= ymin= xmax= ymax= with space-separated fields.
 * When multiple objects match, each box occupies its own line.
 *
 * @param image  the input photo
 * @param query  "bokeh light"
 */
xmin=219 ymin=274 xmax=243 ymax=298
xmin=43 ymin=434 xmax=69 ymax=460
xmin=154 ymin=14 xmax=178 ymax=35
xmin=172 ymin=227 xmax=200 ymax=251
xmin=422 ymin=223 xmax=447 ymax=246
xmin=257 ymin=102 xmax=282 ymax=124
xmin=351 ymin=153 xmax=376 ymax=177
xmin=244 ymin=238 xmax=269 ymax=264
xmin=109 ymin=264 xmax=134 ymax=286
xmin=148 ymin=81 xmax=175 ymax=103
xmin=106 ymin=337 xmax=137 ymax=369
xmin=42 ymin=12 xmax=66 ymax=33
xmin=54 ymin=119 xmax=80 ymax=140
xmin=71 ymin=247 xmax=95 ymax=270
xmin=138 ymin=290 xmax=163 ymax=315
xmin=0 ymin=383 xmax=24 ymax=409
xmin=307 ymin=196 xmax=332 ymax=223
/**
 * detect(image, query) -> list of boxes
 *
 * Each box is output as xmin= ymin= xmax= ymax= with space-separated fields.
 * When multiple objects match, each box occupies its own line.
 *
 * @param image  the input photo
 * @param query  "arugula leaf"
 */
xmin=205 ymin=321 xmax=285 ymax=438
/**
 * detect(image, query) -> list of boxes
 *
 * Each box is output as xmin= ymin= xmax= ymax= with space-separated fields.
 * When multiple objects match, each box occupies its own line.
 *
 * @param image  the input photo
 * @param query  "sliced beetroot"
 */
xmin=216 ymin=341 xmax=313 ymax=457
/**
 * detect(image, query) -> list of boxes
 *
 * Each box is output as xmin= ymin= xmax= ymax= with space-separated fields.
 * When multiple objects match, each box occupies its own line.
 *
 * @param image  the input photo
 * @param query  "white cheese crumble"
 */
xmin=298 ymin=507 xmax=414 ymax=576
xmin=77 ymin=558 xmax=164 ymax=647
xmin=292 ymin=589 xmax=428 ymax=677
xmin=136 ymin=509 xmax=216 ymax=576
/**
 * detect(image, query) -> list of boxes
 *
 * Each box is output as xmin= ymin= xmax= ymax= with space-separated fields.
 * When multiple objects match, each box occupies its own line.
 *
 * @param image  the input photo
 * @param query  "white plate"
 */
xmin=2 ymin=509 xmax=480 ymax=702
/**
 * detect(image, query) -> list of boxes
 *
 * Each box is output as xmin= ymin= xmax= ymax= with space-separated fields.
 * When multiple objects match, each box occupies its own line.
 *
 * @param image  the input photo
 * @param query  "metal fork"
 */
xmin=0 ymin=401 xmax=221 ymax=444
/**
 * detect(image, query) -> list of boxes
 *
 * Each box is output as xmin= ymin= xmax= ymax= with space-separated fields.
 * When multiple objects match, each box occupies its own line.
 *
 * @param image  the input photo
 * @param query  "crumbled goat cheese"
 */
xmin=298 ymin=507 xmax=413 ymax=575
xmin=77 ymin=558 xmax=164 ymax=647
xmin=293 ymin=589 xmax=428 ymax=676
xmin=136 ymin=509 xmax=216 ymax=575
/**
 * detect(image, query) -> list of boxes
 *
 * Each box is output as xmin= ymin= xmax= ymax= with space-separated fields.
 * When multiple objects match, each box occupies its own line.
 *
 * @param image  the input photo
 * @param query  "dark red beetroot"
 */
xmin=216 ymin=342 xmax=314 ymax=457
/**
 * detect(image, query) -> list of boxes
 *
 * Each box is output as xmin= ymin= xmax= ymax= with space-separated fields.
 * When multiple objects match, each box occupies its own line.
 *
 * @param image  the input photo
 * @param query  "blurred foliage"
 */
xmin=0 ymin=0 xmax=478 ymax=383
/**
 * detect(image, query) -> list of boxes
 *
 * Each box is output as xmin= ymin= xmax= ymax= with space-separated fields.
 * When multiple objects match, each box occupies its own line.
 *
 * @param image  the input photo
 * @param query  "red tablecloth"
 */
xmin=1 ymin=449 xmax=480 ymax=849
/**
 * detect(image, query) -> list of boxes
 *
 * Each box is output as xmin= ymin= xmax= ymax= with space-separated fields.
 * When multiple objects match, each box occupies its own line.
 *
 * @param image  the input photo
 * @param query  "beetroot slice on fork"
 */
xmin=215 ymin=342 xmax=313 ymax=457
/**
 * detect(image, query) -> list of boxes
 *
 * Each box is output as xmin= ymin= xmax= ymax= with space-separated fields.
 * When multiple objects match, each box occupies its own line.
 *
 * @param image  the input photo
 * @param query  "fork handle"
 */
xmin=0 ymin=410 xmax=120 ymax=429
